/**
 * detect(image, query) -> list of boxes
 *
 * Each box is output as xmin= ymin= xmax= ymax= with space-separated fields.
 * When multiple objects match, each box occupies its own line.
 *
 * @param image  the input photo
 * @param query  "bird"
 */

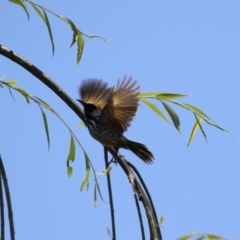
xmin=77 ymin=76 xmax=154 ymax=164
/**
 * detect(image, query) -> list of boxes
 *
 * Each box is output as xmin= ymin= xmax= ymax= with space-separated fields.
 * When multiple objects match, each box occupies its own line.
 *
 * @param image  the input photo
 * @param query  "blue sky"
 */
xmin=0 ymin=1 xmax=239 ymax=239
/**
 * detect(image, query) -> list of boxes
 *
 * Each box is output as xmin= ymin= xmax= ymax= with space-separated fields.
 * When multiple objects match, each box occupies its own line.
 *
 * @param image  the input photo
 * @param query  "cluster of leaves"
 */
xmin=139 ymin=92 xmax=228 ymax=146
xmin=178 ymin=232 xmax=226 ymax=240
xmin=9 ymin=0 xmax=106 ymax=64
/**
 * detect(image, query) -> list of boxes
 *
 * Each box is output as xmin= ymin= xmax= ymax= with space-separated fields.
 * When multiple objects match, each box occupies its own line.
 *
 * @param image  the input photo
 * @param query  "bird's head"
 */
xmin=77 ymin=99 xmax=101 ymax=119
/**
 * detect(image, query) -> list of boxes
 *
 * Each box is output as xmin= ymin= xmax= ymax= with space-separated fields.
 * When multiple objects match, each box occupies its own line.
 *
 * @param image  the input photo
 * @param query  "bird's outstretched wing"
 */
xmin=100 ymin=76 xmax=140 ymax=134
xmin=79 ymin=79 xmax=111 ymax=110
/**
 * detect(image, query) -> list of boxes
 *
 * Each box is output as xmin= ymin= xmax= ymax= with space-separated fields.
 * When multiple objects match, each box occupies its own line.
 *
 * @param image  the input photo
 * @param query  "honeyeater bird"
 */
xmin=77 ymin=76 xmax=154 ymax=164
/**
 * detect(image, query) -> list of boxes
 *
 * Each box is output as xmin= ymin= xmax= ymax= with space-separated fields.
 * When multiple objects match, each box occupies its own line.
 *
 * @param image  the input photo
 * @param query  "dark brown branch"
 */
xmin=108 ymin=149 xmax=162 ymax=240
xmin=104 ymin=147 xmax=116 ymax=240
xmin=0 ymin=44 xmax=162 ymax=240
xmin=133 ymin=193 xmax=145 ymax=240
xmin=0 ymin=155 xmax=15 ymax=240
xmin=127 ymin=161 xmax=161 ymax=239
xmin=0 ymin=44 xmax=85 ymax=122
xmin=0 ymin=166 xmax=5 ymax=240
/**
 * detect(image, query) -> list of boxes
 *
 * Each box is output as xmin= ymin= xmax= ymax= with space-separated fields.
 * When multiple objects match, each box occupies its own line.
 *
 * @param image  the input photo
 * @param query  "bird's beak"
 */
xmin=77 ymin=99 xmax=85 ymax=106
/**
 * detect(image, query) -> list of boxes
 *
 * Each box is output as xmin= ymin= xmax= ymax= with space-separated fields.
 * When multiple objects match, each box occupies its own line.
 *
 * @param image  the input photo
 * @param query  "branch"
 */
xmin=0 ymin=44 xmax=85 ymax=122
xmin=108 ymin=148 xmax=162 ymax=240
xmin=0 ymin=44 xmax=162 ymax=240
xmin=0 ymin=165 xmax=5 ymax=240
xmin=104 ymin=147 xmax=116 ymax=240
xmin=0 ymin=155 xmax=15 ymax=240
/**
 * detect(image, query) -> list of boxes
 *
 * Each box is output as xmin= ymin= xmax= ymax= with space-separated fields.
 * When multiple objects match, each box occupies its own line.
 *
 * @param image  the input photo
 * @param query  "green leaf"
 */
xmin=138 ymin=92 xmax=165 ymax=98
xmin=203 ymin=118 xmax=230 ymax=134
xmin=180 ymin=103 xmax=211 ymax=121
xmin=6 ymin=80 xmax=17 ymax=86
xmin=94 ymin=182 xmax=98 ymax=207
xmin=80 ymin=152 xmax=91 ymax=191
xmin=30 ymin=3 xmax=55 ymax=55
xmin=141 ymin=99 xmax=170 ymax=123
xmin=177 ymin=232 xmax=196 ymax=240
xmin=14 ymin=87 xmax=30 ymax=103
xmin=39 ymin=107 xmax=50 ymax=150
xmin=43 ymin=9 xmax=55 ymax=55
xmin=195 ymin=114 xmax=208 ymax=145
xmin=76 ymin=121 xmax=84 ymax=128
xmin=159 ymin=216 xmax=165 ymax=226
xmin=66 ymin=136 xmax=75 ymax=177
xmin=76 ymin=31 xmax=84 ymax=65
xmin=67 ymin=136 xmax=75 ymax=162
xmin=64 ymin=17 xmax=84 ymax=64
xmin=33 ymin=96 xmax=52 ymax=110
xmin=155 ymin=93 xmax=188 ymax=100
xmin=96 ymin=165 xmax=112 ymax=175
xmin=8 ymin=87 xmax=16 ymax=101
xmin=9 ymin=0 xmax=29 ymax=19
xmin=206 ymin=234 xmax=226 ymax=240
xmin=67 ymin=166 xmax=72 ymax=177
xmin=187 ymin=115 xmax=203 ymax=147
xmin=162 ymin=101 xmax=181 ymax=132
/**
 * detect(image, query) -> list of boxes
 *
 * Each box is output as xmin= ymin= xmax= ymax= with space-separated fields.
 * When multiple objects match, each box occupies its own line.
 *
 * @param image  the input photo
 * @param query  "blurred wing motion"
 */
xmin=100 ymin=76 xmax=140 ymax=134
xmin=79 ymin=79 xmax=111 ymax=110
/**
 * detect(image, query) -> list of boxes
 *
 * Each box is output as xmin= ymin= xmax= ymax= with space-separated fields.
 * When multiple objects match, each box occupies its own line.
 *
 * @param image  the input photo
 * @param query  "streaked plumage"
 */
xmin=78 ymin=76 xmax=154 ymax=164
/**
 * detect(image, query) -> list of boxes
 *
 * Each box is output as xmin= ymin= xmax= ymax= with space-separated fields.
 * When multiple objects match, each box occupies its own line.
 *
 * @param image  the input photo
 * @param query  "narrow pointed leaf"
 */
xmin=67 ymin=166 xmax=73 ymax=177
xmin=33 ymin=96 xmax=52 ymax=110
xmin=203 ymin=118 xmax=230 ymax=133
xmin=39 ymin=107 xmax=50 ymax=150
xmin=195 ymin=114 xmax=208 ymax=146
xmin=94 ymin=182 xmax=98 ymax=207
xmin=15 ymin=87 xmax=30 ymax=103
xmin=76 ymin=121 xmax=84 ymax=128
xmin=64 ymin=17 xmax=84 ymax=64
xmin=76 ymin=31 xmax=84 ymax=65
xmin=30 ymin=3 xmax=55 ymax=55
xmin=162 ymin=101 xmax=181 ymax=132
xmin=8 ymin=87 xmax=16 ymax=101
xmin=67 ymin=135 xmax=75 ymax=162
xmin=142 ymin=99 xmax=170 ymax=123
xmin=65 ymin=17 xmax=78 ymax=47
xmin=207 ymin=234 xmax=226 ymax=240
xmin=177 ymin=232 xmax=196 ymax=240
xmin=43 ymin=9 xmax=55 ymax=55
xmin=138 ymin=92 xmax=165 ymax=98
xmin=97 ymin=165 xmax=112 ymax=175
xmin=94 ymin=178 xmax=105 ymax=202
xmin=6 ymin=80 xmax=17 ymax=86
xmin=30 ymin=3 xmax=45 ymax=20
xmin=9 ymin=0 xmax=29 ymax=19
xmin=181 ymin=103 xmax=211 ymax=121
xmin=155 ymin=93 xmax=188 ymax=100
xmin=80 ymin=152 xmax=91 ymax=190
xmin=187 ymin=115 xmax=203 ymax=147
xmin=159 ymin=216 xmax=165 ymax=226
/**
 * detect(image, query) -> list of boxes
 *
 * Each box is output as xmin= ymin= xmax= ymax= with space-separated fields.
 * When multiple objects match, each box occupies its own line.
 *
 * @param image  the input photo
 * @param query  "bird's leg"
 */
xmin=109 ymin=147 xmax=123 ymax=164
xmin=108 ymin=147 xmax=122 ymax=165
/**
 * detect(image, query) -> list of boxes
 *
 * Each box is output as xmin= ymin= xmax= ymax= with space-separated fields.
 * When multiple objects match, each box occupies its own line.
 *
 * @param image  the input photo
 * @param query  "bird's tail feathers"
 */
xmin=126 ymin=140 xmax=154 ymax=164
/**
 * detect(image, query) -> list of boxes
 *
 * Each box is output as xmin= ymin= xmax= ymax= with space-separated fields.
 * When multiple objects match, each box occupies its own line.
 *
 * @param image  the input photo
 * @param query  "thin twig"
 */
xmin=104 ymin=147 xmax=116 ymax=240
xmin=127 ymin=161 xmax=161 ymax=239
xmin=0 ymin=166 xmax=5 ymax=240
xmin=0 ymin=155 xmax=15 ymax=240
xmin=133 ymin=193 xmax=145 ymax=240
